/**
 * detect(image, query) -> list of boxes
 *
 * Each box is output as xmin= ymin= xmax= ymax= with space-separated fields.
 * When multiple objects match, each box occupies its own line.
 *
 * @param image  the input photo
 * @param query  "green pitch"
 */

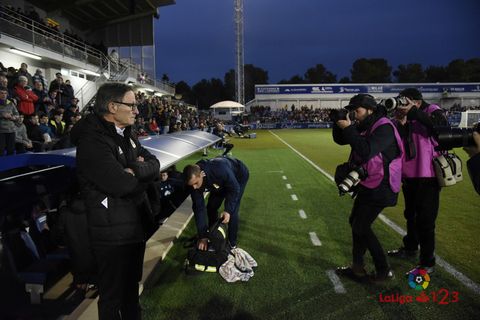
xmin=142 ymin=129 xmax=480 ymax=320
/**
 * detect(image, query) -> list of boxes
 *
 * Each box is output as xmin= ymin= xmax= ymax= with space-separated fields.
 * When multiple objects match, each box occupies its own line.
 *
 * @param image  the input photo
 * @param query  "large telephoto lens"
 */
xmin=435 ymin=127 xmax=474 ymax=150
xmin=384 ymin=98 xmax=397 ymax=110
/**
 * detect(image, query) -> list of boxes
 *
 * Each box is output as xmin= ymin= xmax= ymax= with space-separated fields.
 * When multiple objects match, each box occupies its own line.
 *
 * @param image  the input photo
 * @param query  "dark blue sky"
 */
xmin=154 ymin=0 xmax=480 ymax=86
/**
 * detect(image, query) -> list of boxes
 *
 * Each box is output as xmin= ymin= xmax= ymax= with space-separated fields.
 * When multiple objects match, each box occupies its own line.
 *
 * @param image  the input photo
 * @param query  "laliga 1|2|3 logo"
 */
xmin=378 ymin=267 xmax=460 ymax=305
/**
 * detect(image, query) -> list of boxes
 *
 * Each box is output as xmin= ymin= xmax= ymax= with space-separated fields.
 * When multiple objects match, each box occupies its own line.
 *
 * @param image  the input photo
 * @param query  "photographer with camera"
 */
xmin=464 ymin=131 xmax=480 ymax=195
xmin=387 ymin=88 xmax=448 ymax=275
xmin=333 ymin=94 xmax=404 ymax=283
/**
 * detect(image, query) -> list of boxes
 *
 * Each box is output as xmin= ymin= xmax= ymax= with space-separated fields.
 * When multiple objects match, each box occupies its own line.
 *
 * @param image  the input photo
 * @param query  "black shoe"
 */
xmin=335 ymin=265 xmax=368 ymax=282
xmin=405 ymin=265 xmax=435 ymax=277
xmin=369 ymin=270 xmax=395 ymax=284
xmin=387 ymin=247 xmax=417 ymax=258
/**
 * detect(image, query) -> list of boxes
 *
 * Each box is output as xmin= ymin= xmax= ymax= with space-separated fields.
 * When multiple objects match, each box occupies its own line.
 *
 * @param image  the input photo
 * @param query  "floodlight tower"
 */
xmin=234 ymin=0 xmax=244 ymax=105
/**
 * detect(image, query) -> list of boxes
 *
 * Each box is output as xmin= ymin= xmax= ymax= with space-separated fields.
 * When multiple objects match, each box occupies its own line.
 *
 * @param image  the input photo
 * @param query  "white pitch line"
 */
xmin=326 ymin=270 xmax=346 ymax=294
xmin=270 ymin=130 xmax=480 ymax=296
xmin=266 ymin=170 xmax=284 ymax=173
xmin=282 ymin=175 xmax=287 ymax=180
xmin=291 ymin=194 xmax=298 ymax=201
xmin=286 ymin=183 xmax=292 ymax=189
xmin=299 ymin=209 xmax=307 ymax=219
xmin=309 ymin=232 xmax=322 ymax=246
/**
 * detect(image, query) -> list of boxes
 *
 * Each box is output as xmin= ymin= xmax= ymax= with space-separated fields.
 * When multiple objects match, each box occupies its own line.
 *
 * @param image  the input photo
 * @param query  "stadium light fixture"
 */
xmin=81 ymin=69 xmax=101 ymax=77
xmin=10 ymin=48 xmax=42 ymax=60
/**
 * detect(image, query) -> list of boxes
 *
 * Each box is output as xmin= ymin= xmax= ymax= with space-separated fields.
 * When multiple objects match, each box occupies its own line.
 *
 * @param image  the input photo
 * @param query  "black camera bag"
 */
xmin=185 ymin=220 xmax=228 ymax=274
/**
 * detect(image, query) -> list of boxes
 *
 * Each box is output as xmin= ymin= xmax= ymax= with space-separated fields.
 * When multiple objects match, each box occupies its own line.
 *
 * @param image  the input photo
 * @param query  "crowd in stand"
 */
xmin=131 ymin=92 xmax=216 ymax=137
xmin=0 ymin=4 xmax=107 ymax=55
xmin=250 ymin=103 xmax=480 ymax=124
xmin=447 ymin=103 xmax=480 ymax=112
xmin=0 ymin=61 xmax=81 ymax=155
xmin=249 ymin=105 xmax=334 ymax=123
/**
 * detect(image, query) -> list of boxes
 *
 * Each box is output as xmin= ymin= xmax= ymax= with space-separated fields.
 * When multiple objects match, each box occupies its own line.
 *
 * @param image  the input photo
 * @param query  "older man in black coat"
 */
xmin=71 ymin=83 xmax=159 ymax=320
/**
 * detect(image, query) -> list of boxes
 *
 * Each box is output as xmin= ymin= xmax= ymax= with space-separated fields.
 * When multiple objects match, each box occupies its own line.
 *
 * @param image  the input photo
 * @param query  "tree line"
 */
xmin=170 ymin=57 xmax=480 ymax=109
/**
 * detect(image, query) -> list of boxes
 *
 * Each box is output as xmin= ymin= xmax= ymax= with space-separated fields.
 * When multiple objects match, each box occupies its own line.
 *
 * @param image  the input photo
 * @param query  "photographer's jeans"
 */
xmin=402 ymin=178 xmax=440 ymax=267
xmin=349 ymin=199 xmax=389 ymax=274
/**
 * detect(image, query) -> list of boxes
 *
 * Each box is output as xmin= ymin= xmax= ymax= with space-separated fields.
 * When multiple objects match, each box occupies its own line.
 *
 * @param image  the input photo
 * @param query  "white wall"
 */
xmin=0 ymin=49 xmax=44 ymax=76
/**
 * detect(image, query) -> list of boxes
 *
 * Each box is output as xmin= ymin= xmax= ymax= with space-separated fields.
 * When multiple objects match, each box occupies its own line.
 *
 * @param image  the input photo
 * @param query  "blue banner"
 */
xmin=248 ymin=122 xmax=332 ymax=129
xmin=255 ymin=84 xmax=480 ymax=95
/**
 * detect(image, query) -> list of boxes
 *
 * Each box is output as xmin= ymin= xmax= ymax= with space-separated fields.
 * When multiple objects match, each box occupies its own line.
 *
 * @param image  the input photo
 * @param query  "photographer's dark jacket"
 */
xmin=190 ymin=157 xmax=249 ymax=239
xmin=467 ymin=153 xmax=480 ymax=195
xmin=71 ymin=113 xmax=160 ymax=246
xmin=333 ymin=111 xmax=402 ymax=206
xmin=395 ymin=102 xmax=447 ymax=178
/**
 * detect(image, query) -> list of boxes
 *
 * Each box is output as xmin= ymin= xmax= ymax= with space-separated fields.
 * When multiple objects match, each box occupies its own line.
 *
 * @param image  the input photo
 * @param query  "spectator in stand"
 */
xmin=148 ymin=118 xmax=160 ymax=135
xmin=63 ymin=80 xmax=75 ymax=106
xmin=32 ymin=69 xmax=48 ymax=93
xmin=38 ymin=112 xmax=55 ymax=144
xmin=0 ymin=86 xmax=19 ymax=155
xmin=0 ymin=72 xmax=14 ymax=103
xmin=14 ymin=114 xmax=33 ymax=153
xmin=109 ymin=49 xmax=119 ymax=72
xmin=47 ymin=90 xmax=59 ymax=113
xmin=49 ymin=109 xmax=66 ymax=139
xmin=132 ymin=116 xmax=148 ymax=137
xmin=25 ymin=113 xmax=49 ymax=152
xmin=33 ymin=80 xmax=49 ymax=113
xmin=159 ymin=108 xmax=170 ymax=134
xmin=64 ymin=98 xmax=80 ymax=127
xmin=14 ymin=76 xmax=38 ymax=116
xmin=6 ymin=67 xmax=17 ymax=95
xmin=0 ymin=72 xmax=8 ymax=88
xmin=69 ymin=112 xmax=81 ymax=127
xmin=15 ymin=63 xmax=33 ymax=86
xmin=49 ymin=73 xmax=66 ymax=105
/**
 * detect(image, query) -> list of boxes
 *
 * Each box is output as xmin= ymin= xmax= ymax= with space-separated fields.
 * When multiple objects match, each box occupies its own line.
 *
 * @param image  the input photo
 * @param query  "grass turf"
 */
xmin=141 ymin=129 xmax=480 ymax=320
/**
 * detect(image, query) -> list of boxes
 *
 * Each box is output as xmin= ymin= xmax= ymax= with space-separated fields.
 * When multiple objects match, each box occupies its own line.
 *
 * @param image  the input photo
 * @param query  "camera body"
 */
xmin=337 ymin=166 xmax=368 ymax=195
xmin=384 ymin=96 xmax=409 ymax=110
xmin=329 ymin=109 xmax=355 ymax=123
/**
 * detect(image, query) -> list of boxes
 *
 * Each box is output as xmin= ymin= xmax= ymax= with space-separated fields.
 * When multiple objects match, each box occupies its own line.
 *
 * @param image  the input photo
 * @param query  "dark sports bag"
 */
xmin=184 ymin=220 xmax=228 ymax=274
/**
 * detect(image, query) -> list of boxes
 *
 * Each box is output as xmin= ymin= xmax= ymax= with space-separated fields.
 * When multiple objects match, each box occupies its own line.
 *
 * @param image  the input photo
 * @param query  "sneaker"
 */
xmin=405 ymin=265 xmax=434 ymax=277
xmin=369 ymin=270 xmax=395 ymax=284
xmin=335 ymin=265 xmax=368 ymax=281
xmin=387 ymin=247 xmax=417 ymax=258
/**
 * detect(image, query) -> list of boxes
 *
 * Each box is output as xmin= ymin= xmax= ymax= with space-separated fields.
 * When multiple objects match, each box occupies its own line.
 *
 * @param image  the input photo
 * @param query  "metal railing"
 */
xmin=0 ymin=5 xmax=175 ymax=96
xmin=0 ymin=5 xmax=103 ymax=66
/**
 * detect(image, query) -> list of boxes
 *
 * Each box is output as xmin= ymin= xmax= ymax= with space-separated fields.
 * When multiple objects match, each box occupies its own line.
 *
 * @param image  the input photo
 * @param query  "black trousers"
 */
xmin=206 ymin=168 xmax=249 ymax=247
xmin=402 ymin=178 xmax=440 ymax=266
xmin=0 ymin=132 xmax=15 ymax=156
xmin=93 ymin=242 xmax=146 ymax=320
xmin=349 ymin=198 xmax=389 ymax=273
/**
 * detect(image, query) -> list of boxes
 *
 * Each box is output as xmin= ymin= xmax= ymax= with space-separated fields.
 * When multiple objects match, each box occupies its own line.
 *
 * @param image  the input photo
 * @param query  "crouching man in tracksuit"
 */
xmin=334 ymin=94 xmax=404 ymax=284
xmin=183 ymin=157 xmax=249 ymax=250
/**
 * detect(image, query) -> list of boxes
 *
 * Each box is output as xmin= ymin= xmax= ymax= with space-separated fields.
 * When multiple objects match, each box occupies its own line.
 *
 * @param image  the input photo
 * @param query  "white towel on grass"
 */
xmin=219 ymin=248 xmax=258 ymax=283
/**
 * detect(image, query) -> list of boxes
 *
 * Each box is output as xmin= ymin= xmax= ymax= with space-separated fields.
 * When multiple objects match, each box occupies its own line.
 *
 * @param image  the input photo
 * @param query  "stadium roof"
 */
xmin=26 ymin=0 xmax=175 ymax=28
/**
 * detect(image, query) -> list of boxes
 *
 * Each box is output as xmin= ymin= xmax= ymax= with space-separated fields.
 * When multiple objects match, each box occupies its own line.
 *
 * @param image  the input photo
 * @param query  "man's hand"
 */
xmin=197 ymin=238 xmax=208 ymax=251
xmin=336 ymin=118 xmax=351 ymax=130
xmin=137 ymin=156 xmax=144 ymax=162
xmin=221 ymin=211 xmax=230 ymax=224
xmin=124 ymin=168 xmax=135 ymax=176
xmin=464 ymin=132 xmax=480 ymax=158
xmin=397 ymin=97 xmax=415 ymax=115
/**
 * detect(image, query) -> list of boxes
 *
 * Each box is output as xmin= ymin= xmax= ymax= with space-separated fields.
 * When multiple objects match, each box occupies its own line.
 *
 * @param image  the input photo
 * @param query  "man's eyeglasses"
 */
xmin=112 ymin=101 xmax=138 ymax=110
